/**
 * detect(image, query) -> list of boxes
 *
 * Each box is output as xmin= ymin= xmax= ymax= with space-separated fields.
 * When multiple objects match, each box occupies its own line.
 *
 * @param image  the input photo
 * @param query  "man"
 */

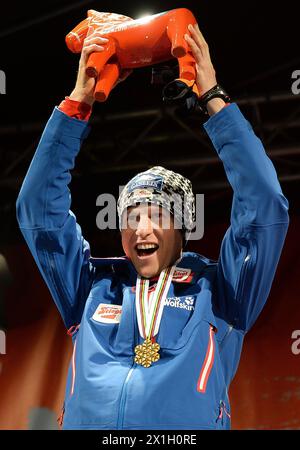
xmin=16 ymin=24 xmax=289 ymax=429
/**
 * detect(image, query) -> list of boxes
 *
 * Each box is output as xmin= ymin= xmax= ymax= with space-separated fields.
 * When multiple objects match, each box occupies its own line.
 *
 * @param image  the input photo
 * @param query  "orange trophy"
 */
xmin=66 ymin=8 xmax=200 ymax=106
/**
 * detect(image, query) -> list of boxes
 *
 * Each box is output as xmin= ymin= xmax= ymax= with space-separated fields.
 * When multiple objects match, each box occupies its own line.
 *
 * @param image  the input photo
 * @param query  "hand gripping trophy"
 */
xmin=65 ymin=8 xmax=200 ymax=108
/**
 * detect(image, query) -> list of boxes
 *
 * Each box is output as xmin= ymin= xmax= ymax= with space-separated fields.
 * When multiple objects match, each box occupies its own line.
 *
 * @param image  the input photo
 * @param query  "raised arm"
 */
xmin=16 ymin=29 xmax=124 ymax=328
xmin=185 ymin=24 xmax=289 ymax=332
xmin=204 ymin=104 xmax=289 ymax=332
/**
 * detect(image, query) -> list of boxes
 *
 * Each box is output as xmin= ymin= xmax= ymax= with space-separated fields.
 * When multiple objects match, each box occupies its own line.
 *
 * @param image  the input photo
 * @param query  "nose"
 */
xmin=135 ymin=214 xmax=153 ymax=238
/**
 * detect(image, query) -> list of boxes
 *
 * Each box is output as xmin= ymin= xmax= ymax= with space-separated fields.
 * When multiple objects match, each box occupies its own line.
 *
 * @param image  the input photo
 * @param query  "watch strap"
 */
xmin=199 ymin=84 xmax=231 ymax=114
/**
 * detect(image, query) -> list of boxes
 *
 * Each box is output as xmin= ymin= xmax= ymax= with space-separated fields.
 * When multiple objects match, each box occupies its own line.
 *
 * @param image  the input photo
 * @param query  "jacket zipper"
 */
xmin=219 ymin=243 xmax=253 ymax=344
xmin=57 ymin=402 xmax=65 ymax=427
xmin=218 ymin=325 xmax=233 ymax=352
xmin=70 ymin=339 xmax=77 ymax=396
xmin=44 ymin=250 xmax=73 ymax=317
xmin=197 ymin=324 xmax=215 ymax=393
xmin=116 ymin=363 xmax=136 ymax=429
xmin=67 ymin=324 xmax=80 ymax=397
xmin=57 ymin=326 xmax=80 ymax=427
xmin=236 ymin=243 xmax=252 ymax=303
xmin=116 ymin=286 xmax=138 ymax=429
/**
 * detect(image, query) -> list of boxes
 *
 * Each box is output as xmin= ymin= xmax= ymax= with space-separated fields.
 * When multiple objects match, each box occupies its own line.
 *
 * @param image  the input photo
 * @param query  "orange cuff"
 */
xmin=58 ymin=96 xmax=92 ymax=121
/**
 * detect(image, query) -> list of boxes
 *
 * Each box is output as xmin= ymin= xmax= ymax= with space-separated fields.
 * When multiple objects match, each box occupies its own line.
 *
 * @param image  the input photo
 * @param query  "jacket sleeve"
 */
xmin=16 ymin=107 xmax=95 ymax=328
xmin=203 ymin=103 xmax=289 ymax=333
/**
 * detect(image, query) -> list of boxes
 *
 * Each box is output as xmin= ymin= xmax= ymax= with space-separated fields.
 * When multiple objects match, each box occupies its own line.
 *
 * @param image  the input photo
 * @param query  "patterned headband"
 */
xmin=117 ymin=166 xmax=196 ymax=240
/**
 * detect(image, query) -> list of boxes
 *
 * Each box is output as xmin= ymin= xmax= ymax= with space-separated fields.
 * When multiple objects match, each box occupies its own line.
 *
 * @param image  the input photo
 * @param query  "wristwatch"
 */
xmin=198 ymin=84 xmax=231 ymax=114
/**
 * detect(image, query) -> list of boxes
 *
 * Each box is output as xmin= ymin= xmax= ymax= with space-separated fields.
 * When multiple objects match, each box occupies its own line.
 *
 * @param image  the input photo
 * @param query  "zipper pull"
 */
xmin=217 ymin=401 xmax=231 ymax=424
xmin=217 ymin=402 xmax=223 ymax=422
xmin=57 ymin=403 xmax=65 ymax=427
xmin=67 ymin=324 xmax=80 ymax=337
xmin=223 ymin=402 xmax=231 ymax=419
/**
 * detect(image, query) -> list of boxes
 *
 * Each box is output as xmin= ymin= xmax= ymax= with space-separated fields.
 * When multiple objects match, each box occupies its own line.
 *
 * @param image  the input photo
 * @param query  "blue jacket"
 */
xmin=16 ymin=104 xmax=289 ymax=429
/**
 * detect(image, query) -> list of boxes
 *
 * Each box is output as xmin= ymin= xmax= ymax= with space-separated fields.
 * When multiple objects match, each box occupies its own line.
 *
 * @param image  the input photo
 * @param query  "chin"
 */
xmin=135 ymin=263 xmax=160 ymax=279
xmin=137 ymin=268 xmax=157 ymax=279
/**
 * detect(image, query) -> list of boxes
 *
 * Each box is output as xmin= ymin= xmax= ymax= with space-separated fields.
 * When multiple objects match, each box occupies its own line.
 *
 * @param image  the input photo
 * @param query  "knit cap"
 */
xmin=117 ymin=166 xmax=196 ymax=240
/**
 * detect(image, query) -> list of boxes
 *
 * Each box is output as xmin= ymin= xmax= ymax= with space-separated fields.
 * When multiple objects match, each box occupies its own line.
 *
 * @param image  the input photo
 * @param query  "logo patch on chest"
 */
xmin=172 ymin=268 xmax=193 ymax=283
xmin=164 ymin=296 xmax=195 ymax=311
xmin=92 ymin=303 xmax=122 ymax=323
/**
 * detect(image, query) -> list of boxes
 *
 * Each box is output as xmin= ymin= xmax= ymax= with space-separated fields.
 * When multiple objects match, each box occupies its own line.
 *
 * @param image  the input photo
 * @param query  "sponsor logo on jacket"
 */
xmin=172 ymin=268 xmax=193 ymax=283
xmin=164 ymin=296 xmax=195 ymax=311
xmin=92 ymin=303 xmax=122 ymax=323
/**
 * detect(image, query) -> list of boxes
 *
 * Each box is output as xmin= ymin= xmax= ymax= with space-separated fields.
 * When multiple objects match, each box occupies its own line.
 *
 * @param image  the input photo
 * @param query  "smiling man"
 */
xmin=121 ymin=202 xmax=183 ymax=279
xmin=118 ymin=166 xmax=194 ymax=279
xmin=16 ymin=23 xmax=289 ymax=429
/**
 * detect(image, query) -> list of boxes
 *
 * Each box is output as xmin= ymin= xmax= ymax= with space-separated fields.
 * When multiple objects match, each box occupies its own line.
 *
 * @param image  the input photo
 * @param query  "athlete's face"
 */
xmin=121 ymin=203 xmax=183 ymax=278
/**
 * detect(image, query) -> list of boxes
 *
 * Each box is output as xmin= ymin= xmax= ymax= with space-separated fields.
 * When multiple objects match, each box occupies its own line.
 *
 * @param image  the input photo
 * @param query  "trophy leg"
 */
xmin=86 ymin=38 xmax=116 ymax=78
xmin=166 ymin=16 xmax=190 ymax=58
xmin=94 ymin=62 xmax=120 ymax=102
xmin=177 ymin=52 xmax=196 ymax=82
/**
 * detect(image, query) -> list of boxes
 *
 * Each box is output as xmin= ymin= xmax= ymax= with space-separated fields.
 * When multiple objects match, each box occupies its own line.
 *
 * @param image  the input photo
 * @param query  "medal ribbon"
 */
xmin=135 ymin=265 xmax=176 ymax=340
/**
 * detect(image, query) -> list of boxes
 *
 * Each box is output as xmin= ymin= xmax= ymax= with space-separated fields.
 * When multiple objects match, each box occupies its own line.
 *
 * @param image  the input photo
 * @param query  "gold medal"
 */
xmin=134 ymin=266 xmax=176 ymax=368
xmin=134 ymin=338 xmax=160 ymax=368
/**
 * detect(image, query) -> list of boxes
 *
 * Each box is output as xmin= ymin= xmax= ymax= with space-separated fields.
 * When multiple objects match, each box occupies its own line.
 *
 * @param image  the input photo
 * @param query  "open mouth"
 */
xmin=135 ymin=243 xmax=159 ymax=258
